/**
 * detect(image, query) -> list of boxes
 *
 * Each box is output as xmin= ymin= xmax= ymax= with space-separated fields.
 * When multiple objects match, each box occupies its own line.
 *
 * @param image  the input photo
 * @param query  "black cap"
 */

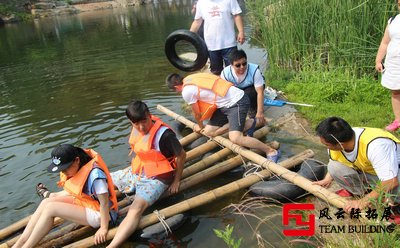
xmin=47 ymin=144 xmax=78 ymax=173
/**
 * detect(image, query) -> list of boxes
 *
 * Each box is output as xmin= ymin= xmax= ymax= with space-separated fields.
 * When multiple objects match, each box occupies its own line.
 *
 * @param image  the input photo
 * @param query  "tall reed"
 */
xmin=246 ymin=0 xmax=397 ymax=75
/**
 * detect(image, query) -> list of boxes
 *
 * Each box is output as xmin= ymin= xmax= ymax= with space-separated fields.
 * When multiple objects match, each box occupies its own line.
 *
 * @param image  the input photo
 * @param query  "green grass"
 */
xmin=245 ymin=0 xmax=398 ymax=131
xmin=268 ymin=69 xmax=393 ymax=129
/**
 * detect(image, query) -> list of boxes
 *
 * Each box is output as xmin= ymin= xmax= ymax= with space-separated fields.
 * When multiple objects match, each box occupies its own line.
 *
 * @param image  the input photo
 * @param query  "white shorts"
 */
xmin=85 ymin=207 xmax=101 ymax=228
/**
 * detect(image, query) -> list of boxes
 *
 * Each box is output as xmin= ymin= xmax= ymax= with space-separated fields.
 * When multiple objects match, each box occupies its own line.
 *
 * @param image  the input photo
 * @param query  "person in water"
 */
xmin=13 ymin=144 xmax=118 ymax=248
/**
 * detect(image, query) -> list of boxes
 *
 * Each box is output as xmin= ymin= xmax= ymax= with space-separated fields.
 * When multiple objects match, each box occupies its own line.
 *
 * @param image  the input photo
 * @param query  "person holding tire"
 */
xmin=190 ymin=0 xmax=245 ymax=75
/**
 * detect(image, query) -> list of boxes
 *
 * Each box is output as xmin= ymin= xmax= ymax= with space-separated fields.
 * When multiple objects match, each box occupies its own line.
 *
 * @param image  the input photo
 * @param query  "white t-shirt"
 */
xmin=339 ymin=128 xmax=400 ymax=181
xmin=93 ymin=179 xmax=108 ymax=195
xmin=182 ymin=84 xmax=244 ymax=108
xmin=220 ymin=66 xmax=265 ymax=88
xmin=194 ymin=0 xmax=242 ymax=51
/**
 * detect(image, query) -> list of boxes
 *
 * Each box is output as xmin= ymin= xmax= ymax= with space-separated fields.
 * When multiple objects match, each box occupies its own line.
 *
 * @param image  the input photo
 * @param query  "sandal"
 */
xmin=247 ymin=118 xmax=257 ymax=137
xmin=266 ymin=149 xmax=281 ymax=163
xmin=36 ymin=183 xmax=50 ymax=199
xmin=385 ymin=120 xmax=400 ymax=132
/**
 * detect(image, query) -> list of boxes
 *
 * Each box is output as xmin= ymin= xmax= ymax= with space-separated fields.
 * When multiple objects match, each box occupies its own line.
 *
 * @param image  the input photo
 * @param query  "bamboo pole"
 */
xmin=182 ymin=126 xmax=270 ymax=178
xmin=60 ymin=151 xmax=313 ymax=248
xmin=179 ymin=132 xmax=202 ymax=147
xmin=168 ymin=149 xmax=314 ymax=198
xmin=157 ymin=104 xmax=347 ymax=209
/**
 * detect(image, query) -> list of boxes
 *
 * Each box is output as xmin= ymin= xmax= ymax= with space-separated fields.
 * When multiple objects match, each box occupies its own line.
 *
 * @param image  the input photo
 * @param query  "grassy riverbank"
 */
xmin=0 ymin=0 xmax=33 ymax=21
xmin=247 ymin=0 xmax=398 ymax=129
xmin=242 ymin=0 xmax=400 ymax=247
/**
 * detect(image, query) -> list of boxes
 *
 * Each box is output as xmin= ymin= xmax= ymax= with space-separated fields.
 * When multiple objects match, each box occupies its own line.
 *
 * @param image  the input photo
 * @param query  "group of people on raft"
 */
xmin=8 ymin=0 xmax=400 ymax=244
xmin=12 ymin=46 xmax=400 ymax=247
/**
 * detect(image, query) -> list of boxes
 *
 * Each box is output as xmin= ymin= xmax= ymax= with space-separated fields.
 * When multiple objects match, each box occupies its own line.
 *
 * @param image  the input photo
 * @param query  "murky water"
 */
xmin=0 ymin=1 xmax=326 ymax=246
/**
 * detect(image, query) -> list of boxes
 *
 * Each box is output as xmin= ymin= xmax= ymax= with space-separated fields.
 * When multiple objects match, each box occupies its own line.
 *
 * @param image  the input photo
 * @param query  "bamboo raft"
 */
xmin=0 ymin=105 xmax=347 ymax=247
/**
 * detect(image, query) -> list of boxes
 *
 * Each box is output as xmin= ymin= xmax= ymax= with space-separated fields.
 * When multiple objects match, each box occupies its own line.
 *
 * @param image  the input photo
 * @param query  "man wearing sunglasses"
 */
xmin=313 ymin=116 xmax=400 ymax=216
xmin=221 ymin=49 xmax=266 ymax=127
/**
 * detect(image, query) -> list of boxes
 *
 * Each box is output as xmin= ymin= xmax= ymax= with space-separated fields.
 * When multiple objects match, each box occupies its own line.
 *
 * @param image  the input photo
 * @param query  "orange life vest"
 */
xmin=183 ymin=73 xmax=233 ymax=120
xmin=58 ymin=149 xmax=118 ymax=212
xmin=129 ymin=115 xmax=176 ymax=178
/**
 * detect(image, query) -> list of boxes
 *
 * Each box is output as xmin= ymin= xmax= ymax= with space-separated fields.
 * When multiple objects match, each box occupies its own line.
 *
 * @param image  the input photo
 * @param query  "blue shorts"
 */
xmin=111 ymin=167 xmax=169 ymax=205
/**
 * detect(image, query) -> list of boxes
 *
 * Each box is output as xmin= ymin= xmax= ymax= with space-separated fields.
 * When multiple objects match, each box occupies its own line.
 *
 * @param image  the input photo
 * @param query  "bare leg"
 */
xmin=392 ymin=90 xmax=400 ymax=121
xmin=228 ymin=130 xmax=276 ymax=156
xmin=107 ymin=197 xmax=149 ymax=248
xmin=13 ymin=196 xmax=74 ymax=248
xmin=21 ymin=198 xmax=88 ymax=248
xmin=203 ymin=124 xmax=229 ymax=137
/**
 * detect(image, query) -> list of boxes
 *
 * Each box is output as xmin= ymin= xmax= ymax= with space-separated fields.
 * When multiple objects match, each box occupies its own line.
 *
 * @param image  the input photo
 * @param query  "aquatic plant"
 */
xmin=214 ymin=225 xmax=242 ymax=248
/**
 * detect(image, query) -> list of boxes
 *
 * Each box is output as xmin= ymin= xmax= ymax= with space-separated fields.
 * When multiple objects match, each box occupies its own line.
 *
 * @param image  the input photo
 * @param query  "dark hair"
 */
xmin=165 ymin=73 xmax=183 ymax=90
xmin=315 ymin=117 xmax=354 ymax=144
xmin=229 ymin=49 xmax=247 ymax=64
xmin=76 ymin=147 xmax=92 ymax=167
xmin=125 ymin=100 xmax=150 ymax=123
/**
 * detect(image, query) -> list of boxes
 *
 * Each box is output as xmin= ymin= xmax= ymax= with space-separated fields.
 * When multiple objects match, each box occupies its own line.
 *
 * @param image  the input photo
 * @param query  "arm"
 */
xmin=375 ymin=26 xmax=390 ymax=72
xmin=255 ymin=86 xmax=265 ymax=125
xmin=233 ymin=14 xmax=245 ymax=44
xmin=190 ymin=102 xmax=204 ymax=132
xmin=344 ymin=177 xmax=399 ymax=213
xmin=94 ymin=192 xmax=110 ymax=245
xmin=344 ymin=139 xmax=399 ymax=213
xmin=190 ymin=18 xmax=203 ymax=33
xmin=168 ymin=149 xmax=186 ymax=194
xmin=312 ymin=172 xmax=333 ymax=187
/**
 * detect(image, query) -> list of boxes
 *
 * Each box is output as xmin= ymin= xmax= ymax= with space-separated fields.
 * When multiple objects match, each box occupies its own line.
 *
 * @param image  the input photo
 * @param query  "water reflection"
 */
xmin=0 ymin=1 xmax=195 ymax=228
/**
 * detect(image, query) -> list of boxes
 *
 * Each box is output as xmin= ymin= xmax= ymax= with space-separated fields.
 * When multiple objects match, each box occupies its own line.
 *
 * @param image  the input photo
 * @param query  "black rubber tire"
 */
xmin=165 ymin=29 xmax=208 ymax=72
xmin=249 ymin=159 xmax=326 ymax=202
xmin=139 ymin=213 xmax=188 ymax=239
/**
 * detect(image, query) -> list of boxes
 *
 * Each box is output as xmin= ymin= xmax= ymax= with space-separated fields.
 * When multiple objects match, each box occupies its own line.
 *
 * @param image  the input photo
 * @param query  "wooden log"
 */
xmin=157 ymin=104 xmax=347 ymax=209
xmin=60 ymin=151 xmax=314 ymax=248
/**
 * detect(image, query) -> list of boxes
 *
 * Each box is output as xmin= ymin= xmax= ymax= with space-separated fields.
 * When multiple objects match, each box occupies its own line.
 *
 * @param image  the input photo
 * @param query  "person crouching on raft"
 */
xmin=166 ymin=72 xmax=280 ymax=162
xmin=13 ymin=144 xmax=118 ymax=248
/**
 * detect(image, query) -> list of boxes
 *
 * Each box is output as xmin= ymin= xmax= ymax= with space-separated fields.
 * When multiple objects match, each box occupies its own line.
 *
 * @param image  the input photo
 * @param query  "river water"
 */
xmin=0 ymin=0 xmax=325 ymax=247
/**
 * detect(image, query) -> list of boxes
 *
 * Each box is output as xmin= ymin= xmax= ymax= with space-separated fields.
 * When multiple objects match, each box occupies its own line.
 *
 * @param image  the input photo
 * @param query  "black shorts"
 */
xmin=208 ymin=94 xmax=250 ymax=132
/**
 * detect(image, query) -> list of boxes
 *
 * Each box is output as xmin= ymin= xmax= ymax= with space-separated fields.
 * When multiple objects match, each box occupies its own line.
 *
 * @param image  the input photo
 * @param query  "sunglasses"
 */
xmin=234 ymin=61 xmax=247 ymax=68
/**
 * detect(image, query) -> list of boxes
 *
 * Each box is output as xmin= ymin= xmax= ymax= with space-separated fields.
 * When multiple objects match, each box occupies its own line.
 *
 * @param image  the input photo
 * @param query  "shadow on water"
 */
xmin=0 ymin=0 xmax=326 ymax=246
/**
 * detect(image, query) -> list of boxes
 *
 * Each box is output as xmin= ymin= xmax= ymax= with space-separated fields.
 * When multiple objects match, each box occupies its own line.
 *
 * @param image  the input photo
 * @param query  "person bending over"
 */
xmin=166 ymin=72 xmax=279 ymax=162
